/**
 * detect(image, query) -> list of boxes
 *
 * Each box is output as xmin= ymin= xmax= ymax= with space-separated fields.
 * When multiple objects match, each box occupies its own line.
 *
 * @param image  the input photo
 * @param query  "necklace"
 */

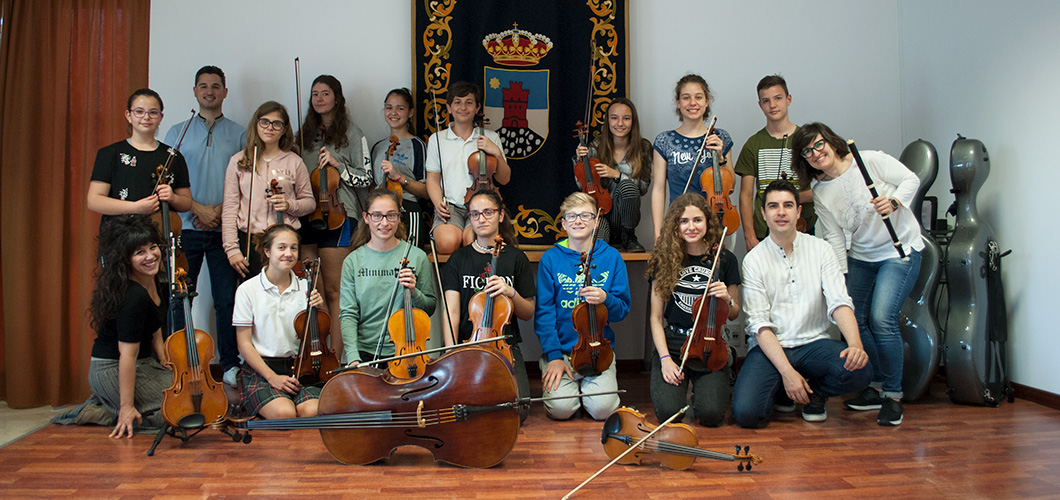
xmin=472 ymin=240 xmax=494 ymax=253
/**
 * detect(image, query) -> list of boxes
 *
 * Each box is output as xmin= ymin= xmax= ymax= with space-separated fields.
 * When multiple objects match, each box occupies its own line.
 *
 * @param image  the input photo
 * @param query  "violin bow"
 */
xmin=327 ymin=335 xmax=512 ymax=375
xmin=294 ymin=258 xmax=321 ymax=376
xmin=152 ymin=109 xmax=196 ymax=192
xmin=563 ymin=405 xmax=690 ymax=500
xmin=429 ymin=88 xmax=448 ymax=215
xmin=294 ymin=57 xmax=305 ymax=156
xmin=678 ymin=241 xmax=724 ymax=373
xmin=847 ymin=140 xmax=908 ymax=261
xmin=243 ymin=146 xmax=258 ymax=260
xmin=681 ymin=115 xmax=718 ymax=194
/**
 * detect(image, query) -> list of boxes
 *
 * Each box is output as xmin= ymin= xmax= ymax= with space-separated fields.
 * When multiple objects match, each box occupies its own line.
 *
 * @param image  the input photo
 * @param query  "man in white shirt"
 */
xmin=732 ymin=180 xmax=871 ymax=427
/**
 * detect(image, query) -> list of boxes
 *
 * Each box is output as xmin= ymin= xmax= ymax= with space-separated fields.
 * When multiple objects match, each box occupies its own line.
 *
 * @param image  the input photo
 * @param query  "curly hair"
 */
xmin=90 ymin=215 xmax=164 ymax=331
xmin=467 ymin=189 xmax=519 ymax=248
xmin=349 ymin=189 xmax=407 ymax=249
xmin=646 ymin=193 xmax=723 ymax=297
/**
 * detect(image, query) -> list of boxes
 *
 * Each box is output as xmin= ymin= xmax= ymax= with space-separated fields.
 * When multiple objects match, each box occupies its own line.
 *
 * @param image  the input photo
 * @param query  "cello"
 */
xmin=463 ymin=117 xmax=497 ymax=203
xmin=464 ymin=234 xmax=515 ymax=365
xmin=219 ymin=346 xmax=521 ymax=468
xmin=569 ymin=209 xmax=614 ymax=377
xmin=677 ymin=242 xmax=729 ymax=373
xmin=386 ymin=255 xmax=431 ymax=378
xmin=161 ymin=268 xmax=229 ymax=429
xmin=600 ymin=407 xmax=762 ymax=471
xmin=293 ymin=258 xmax=340 ymax=386
xmin=697 ymin=117 xmax=739 ymax=235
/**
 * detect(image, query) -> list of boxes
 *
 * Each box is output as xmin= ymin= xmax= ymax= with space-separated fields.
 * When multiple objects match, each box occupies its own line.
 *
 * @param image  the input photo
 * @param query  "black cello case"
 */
xmin=943 ymin=136 xmax=1013 ymax=406
xmin=897 ymin=140 xmax=942 ymax=401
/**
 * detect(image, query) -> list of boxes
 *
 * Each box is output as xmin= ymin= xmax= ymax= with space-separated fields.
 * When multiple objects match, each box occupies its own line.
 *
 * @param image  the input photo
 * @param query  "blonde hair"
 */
xmin=559 ymin=192 xmax=597 ymax=217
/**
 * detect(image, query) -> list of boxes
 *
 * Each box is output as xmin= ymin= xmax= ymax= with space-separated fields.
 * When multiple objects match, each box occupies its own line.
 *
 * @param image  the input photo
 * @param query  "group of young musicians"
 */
xmin=81 ymin=65 xmax=923 ymax=439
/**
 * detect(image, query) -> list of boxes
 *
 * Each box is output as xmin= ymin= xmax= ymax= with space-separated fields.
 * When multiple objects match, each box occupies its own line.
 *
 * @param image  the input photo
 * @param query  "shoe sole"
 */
xmin=844 ymin=403 xmax=883 ymax=411
xmin=802 ymin=412 xmax=827 ymax=422
xmin=877 ymin=416 xmax=903 ymax=426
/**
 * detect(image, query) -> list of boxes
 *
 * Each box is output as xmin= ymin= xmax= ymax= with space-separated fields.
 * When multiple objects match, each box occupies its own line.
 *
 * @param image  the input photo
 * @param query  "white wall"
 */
xmin=152 ymin=1 xmax=1056 ymax=395
xmin=899 ymin=0 xmax=1060 ymax=394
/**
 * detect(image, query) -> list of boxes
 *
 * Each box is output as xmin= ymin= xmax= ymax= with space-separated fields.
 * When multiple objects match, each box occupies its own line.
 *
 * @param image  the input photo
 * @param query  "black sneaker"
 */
xmin=774 ymin=393 xmax=796 ymax=413
xmin=877 ymin=398 xmax=903 ymax=426
xmin=844 ymin=387 xmax=884 ymax=411
xmin=802 ymin=393 xmax=827 ymax=422
xmin=624 ymin=230 xmax=645 ymax=253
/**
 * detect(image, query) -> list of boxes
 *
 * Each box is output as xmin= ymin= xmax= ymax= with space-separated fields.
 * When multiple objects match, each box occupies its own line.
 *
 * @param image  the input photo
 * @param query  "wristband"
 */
xmin=660 ymin=354 xmax=672 ymax=361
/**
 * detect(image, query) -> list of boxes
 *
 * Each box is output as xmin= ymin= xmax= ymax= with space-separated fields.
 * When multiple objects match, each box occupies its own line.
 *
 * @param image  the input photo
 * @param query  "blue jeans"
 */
xmin=731 ymin=340 xmax=873 ymax=428
xmin=846 ymin=251 xmax=921 ymax=399
xmin=171 ymin=230 xmax=240 ymax=371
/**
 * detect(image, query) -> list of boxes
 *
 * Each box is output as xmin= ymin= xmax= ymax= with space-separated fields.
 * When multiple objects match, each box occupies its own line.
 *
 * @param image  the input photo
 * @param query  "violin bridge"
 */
xmin=589 ymin=341 xmax=601 ymax=347
xmin=310 ymin=350 xmax=322 ymax=356
xmin=416 ymin=401 xmax=427 ymax=428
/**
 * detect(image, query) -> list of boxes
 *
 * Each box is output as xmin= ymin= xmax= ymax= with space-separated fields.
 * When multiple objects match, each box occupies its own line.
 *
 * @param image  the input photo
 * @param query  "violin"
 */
xmin=697 ymin=117 xmax=739 ymax=235
xmin=151 ymin=109 xmax=195 ymax=281
xmin=218 ymin=346 xmax=521 ymax=467
xmin=600 ymin=407 xmax=762 ymax=471
xmin=266 ymin=178 xmax=285 ymax=227
xmin=161 ymin=268 xmax=228 ymax=429
xmin=379 ymin=135 xmax=405 ymax=201
xmin=293 ymin=258 xmax=340 ymax=386
xmin=573 ymin=121 xmax=612 ymax=214
xmin=678 ymin=242 xmax=729 ymax=373
xmin=569 ymin=209 xmax=614 ymax=377
xmin=465 ymin=234 xmax=515 ymax=365
xmin=308 ymin=129 xmax=346 ymax=230
xmin=387 ymin=256 xmax=431 ymax=378
xmin=463 ymin=117 xmax=497 ymax=204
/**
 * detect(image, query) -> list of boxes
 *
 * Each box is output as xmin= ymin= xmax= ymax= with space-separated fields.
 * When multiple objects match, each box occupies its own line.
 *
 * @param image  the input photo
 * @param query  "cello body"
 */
xmin=897 ymin=139 xmax=942 ymax=401
xmin=317 ymin=347 xmax=520 ymax=467
xmin=944 ymin=137 xmax=1011 ymax=406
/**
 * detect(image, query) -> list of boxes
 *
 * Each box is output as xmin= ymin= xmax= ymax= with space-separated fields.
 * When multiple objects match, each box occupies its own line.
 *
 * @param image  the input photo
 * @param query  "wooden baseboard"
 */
xmin=1012 ymin=382 xmax=1060 ymax=410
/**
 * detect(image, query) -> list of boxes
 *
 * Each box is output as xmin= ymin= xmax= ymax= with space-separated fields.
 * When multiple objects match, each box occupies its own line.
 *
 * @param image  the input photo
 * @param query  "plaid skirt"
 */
xmin=239 ymin=365 xmax=321 ymax=417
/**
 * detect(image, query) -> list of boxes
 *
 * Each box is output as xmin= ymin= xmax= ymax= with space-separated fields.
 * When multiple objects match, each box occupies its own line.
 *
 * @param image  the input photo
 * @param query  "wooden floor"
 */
xmin=2 ymin=371 xmax=1059 ymax=499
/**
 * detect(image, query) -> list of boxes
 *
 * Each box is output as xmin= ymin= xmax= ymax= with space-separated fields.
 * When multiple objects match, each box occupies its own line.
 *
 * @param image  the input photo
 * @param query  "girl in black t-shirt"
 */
xmin=87 ymin=215 xmax=172 ymax=437
xmin=87 ymin=88 xmax=192 ymax=220
xmin=440 ymin=189 xmax=535 ymax=420
xmin=645 ymin=192 xmax=741 ymax=426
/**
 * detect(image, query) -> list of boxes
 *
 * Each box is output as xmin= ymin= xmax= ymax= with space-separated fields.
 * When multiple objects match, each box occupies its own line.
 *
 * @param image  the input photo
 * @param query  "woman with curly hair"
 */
xmin=86 ymin=215 xmax=172 ymax=437
xmin=645 ymin=192 xmax=741 ymax=426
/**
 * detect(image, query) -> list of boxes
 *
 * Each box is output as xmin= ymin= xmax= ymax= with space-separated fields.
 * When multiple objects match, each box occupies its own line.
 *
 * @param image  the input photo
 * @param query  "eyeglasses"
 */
xmin=800 ymin=139 xmax=826 ymax=159
xmin=129 ymin=108 xmax=162 ymax=119
xmin=468 ymin=208 xmax=498 ymax=220
xmin=366 ymin=212 xmax=400 ymax=222
xmin=563 ymin=212 xmax=597 ymax=223
xmin=257 ymin=118 xmax=287 ymax=131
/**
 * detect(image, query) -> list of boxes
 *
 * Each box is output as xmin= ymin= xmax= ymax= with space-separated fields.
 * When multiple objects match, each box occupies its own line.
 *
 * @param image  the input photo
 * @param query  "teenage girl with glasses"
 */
xmin=222 ymin=101 xmax=315 ymax=280
xmin=338 ymin=189 xmax=437 ymax=365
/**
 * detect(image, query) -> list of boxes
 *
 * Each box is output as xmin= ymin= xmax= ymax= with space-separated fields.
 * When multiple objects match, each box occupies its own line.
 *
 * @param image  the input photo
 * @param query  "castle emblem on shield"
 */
xmin=482 ymin=24 xmax=553 ymax=159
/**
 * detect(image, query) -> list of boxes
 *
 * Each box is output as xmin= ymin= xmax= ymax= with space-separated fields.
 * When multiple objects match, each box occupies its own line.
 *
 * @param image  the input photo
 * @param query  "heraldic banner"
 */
xmin=414 ymin=0 xmax=629 ymax=245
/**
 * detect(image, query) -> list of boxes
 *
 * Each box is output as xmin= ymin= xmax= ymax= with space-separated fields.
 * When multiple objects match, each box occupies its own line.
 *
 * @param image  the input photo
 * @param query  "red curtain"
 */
xmin=0 ymin=0 xmax=149 ymax=407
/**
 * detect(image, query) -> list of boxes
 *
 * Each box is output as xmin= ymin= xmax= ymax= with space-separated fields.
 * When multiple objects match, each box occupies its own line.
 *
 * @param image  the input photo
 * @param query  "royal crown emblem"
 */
xmin=482 ymin=23 xmax=553 ymax=66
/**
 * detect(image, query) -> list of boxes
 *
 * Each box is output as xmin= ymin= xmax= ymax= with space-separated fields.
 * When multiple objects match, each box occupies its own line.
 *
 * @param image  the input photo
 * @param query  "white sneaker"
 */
xmin=223 ymin=366 xmax=239 ymax=386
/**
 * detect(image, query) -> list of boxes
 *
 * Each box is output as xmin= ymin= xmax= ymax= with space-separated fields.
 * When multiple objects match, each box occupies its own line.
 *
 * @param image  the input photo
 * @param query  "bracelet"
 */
xmin=718 ymin=158 xmax=728 ymax=166
xmin=659 ymin=354 xmax=672 ymax=361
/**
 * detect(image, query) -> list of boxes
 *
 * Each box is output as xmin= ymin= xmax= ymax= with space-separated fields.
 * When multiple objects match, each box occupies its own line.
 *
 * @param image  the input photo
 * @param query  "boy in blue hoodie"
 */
xmin=535 ymin=192 xmax=631 ymax=420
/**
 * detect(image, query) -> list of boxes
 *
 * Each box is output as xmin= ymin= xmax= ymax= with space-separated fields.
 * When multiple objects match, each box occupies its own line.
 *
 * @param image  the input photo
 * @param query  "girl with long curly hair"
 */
xmin=645 ymin=192 xmax=741 ymax=426
xmin=86 ymin=215 xmax=172 ymax=437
